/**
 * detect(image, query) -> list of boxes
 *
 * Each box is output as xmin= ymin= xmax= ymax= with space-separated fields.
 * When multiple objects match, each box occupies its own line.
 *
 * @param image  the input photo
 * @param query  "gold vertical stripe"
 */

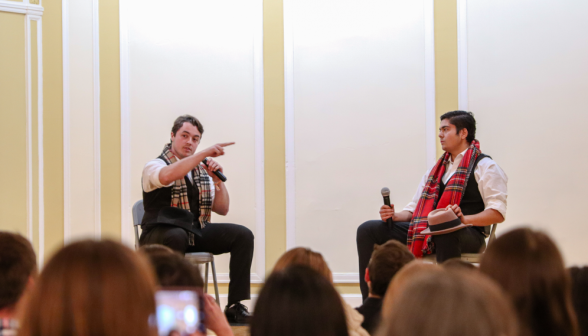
xmin=0 ymin=13 xmax=27 ymax=236
xmin=263 ymin=0 xmax=287 ymax=272
xmin=434 ymin=0 xmax=459 ymax=158
xmin=43 ymin=0 xmax=65 ymax=259
xmin=100 ymin=0 xmax=122 ymax=240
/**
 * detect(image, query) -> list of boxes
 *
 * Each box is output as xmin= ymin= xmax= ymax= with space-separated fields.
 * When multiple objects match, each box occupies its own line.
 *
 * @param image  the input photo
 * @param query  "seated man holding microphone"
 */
xmin=356 ymin=111 xmax=508 ymax=300
xmin=139 ymin=115 xmax=254 ymax=324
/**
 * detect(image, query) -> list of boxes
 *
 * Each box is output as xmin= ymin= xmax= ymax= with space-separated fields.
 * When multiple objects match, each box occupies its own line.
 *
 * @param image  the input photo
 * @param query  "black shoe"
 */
xmin=224 ymin=302 xmax=251 ymax=326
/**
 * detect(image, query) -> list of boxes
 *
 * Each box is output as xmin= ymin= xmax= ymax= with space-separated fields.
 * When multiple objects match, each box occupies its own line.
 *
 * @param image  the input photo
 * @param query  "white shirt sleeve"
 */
xmin=403 ymin=167 xmax=433 ymax=213
xmin=474 ymin=157 xmax=508 ymax=219
xmin=142 ymin=159 xmax=174 ymax=193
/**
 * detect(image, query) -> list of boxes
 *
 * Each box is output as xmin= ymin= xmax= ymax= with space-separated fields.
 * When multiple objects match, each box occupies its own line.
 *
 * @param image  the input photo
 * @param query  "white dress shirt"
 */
xmin=403 ymin=149 xmax=508 ymax=218
xmin=142 ymin=159 xmax=215 ymax=200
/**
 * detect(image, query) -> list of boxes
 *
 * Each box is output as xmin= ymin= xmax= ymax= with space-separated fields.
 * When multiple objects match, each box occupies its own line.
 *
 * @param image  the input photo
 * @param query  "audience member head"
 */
xmin=19 ymin=239 xmax=157 ymax=336
xmin=273 ymin=247 xmax=332 ymax=282
xmin=0 ymin=232 xmax=37 ymax=317
xmin=140 ymin=243 xmax=175 ymax=256
xmin=381 ymin=261 xmax=441 ymax=318
xmin=442 ymin=258 xmax=477 ymax=272
xmin=140 ymin=244 xmax=203 ymax=287
xmin=377 ymin=268 xmax=518 ymax=336
xmin=480 ymin=228 xmax=579 ymax=336
xmin=366 ymin=240 xmax=414 ymax=297
xmin=251 ymin=265 xmax=349 ymax=336
xmin=570 ymin=266 xmax=588 ymax=336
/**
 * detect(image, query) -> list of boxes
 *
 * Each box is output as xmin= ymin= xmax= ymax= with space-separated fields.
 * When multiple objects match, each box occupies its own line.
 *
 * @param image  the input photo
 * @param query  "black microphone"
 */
xmin=202 ymin=158 xmax=227 ymax=182
xmin=381 ymin=187 xmax=393 ymax=228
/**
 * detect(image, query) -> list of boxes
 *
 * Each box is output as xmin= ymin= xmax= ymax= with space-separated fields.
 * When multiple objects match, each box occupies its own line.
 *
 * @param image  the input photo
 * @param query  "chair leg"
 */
xmin=204 ymin=262 xmax=209 ymax=294
xmin=211 ymin=258 xmax=220 ymax=306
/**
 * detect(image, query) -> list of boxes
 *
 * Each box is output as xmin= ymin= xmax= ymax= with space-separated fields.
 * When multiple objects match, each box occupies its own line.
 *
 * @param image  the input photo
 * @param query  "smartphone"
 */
xmin=155 ymin=288 xmax=205 ymax=336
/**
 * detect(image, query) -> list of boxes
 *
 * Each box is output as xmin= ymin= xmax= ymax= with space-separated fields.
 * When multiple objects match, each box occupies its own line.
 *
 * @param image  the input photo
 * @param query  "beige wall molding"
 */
xmin=24 ymin=14 xmax=45 ymax=266
xmin=0 ymin=0 xmax=43 ymax=15
xmin=119 ymin=0 xmax=266 ymax=283
xmin=283 ymin=0 xmax=436 ymax=283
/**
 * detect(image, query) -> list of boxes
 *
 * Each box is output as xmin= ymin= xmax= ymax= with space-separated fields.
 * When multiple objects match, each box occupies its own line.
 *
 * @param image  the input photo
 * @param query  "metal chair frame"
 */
xmin=423 ymin=223 xmax=498 ymax=264
xmin=132 ymin=200 xmax=220 ymax=305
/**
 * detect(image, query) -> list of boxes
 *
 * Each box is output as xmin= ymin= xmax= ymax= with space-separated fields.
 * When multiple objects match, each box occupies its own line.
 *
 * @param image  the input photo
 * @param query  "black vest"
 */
xmin=141 ymin=156 xmax=200 ymax=227
xmin=437 ymin=154 xmax=490 ymax=235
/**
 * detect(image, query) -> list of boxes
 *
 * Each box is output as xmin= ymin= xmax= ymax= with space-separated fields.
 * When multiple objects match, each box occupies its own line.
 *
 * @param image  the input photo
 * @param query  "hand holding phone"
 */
xmin=155 ymin=289 xmax=205 ymax=336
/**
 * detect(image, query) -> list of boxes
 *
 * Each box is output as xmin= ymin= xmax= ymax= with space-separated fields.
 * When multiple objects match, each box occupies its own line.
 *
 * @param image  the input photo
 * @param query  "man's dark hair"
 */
xmin=140 ymin=245 xmax=203 ymax=287
xmin=0 ymin=232 xmax=37 ymax=309
xmin=368 ymin=240 xmax=415 ymax=297
xmin=570 ymin=266 xmax=588 ymax=336
xmin=440 ymin=110 xmax=476 ymax=143
xmin=171 ymin=115 xmax=204 ymax=137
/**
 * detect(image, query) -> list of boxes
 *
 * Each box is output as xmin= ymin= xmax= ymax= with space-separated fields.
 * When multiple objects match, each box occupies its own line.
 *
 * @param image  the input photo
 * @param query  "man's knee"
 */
xmin=162 ymin=228 xmax=189 ymax=253
xmin=357 ymin=220 xmax=381 ymax=242
xmin=237 ymin=226 xmax=254 ymax=246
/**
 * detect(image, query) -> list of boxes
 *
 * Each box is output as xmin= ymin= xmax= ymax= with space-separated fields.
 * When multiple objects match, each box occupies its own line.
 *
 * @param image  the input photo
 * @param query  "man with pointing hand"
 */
xmin=140 ymin=115 xmax=254 ymax=324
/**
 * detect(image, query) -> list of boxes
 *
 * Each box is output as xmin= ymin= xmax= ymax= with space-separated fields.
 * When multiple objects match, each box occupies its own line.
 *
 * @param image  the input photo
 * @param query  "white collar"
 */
xmin=448 ymin=148 xmax=469 ymax=165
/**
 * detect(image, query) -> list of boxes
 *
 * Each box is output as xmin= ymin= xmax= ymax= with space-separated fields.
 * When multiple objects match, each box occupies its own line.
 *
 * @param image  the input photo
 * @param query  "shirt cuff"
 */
xmin=485 ymin=201 xmax=507 ymax=220
xmin=403 ymin=202 xmax=417 ymax=213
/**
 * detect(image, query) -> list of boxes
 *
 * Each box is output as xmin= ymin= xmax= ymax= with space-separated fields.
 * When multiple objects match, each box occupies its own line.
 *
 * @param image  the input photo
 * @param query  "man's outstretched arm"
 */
xmin=159 ymin=143 xmax=234 ymax=186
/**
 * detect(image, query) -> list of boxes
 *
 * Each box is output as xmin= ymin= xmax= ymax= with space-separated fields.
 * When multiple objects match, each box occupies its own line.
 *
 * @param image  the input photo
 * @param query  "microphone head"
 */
xmin=381 ymin=187 xmax=390 ymax=197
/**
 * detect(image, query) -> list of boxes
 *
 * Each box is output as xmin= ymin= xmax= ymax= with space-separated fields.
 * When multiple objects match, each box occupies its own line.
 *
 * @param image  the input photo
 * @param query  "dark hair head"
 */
xmin=480 ymin=228 xmax=579 ymax=336
xmin=442 ymin=258 xmax=477 ymax=272
xmin=273 ymin=247 xmax=332 ymax=282
xmin=140 ymin=246 xmax=203 ymax=288
xmin=19 ymin=239 xmax=157 ymax=336
xmin=0 ymin=232 xmax=37 ymax=309
xmin=368 ymin=240 xmax=415 ymax=297
xmin=171 ymin=115 xmax=204 ymax=137
xmin=569 ymin=266 xmax=588 ymax=336
xmin=377 ymin=268 xmax=518 ymax=336
xmin=440 ymin=110 xmax=476 ymax=143
xmin=251 ymin=265 xmax=349 ymax=336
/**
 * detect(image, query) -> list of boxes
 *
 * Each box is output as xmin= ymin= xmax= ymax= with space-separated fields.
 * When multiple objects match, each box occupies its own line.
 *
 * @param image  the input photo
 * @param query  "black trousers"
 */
xmin=356 ymin=220 xmax=485 ymax=300
xmin=139 ymin=223 xmax=254 ymax=304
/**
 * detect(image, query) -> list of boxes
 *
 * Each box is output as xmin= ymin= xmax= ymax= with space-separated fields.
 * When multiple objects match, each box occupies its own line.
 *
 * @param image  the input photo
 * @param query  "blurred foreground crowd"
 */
xmin=0 ymin=227 xmax=587 ymax=336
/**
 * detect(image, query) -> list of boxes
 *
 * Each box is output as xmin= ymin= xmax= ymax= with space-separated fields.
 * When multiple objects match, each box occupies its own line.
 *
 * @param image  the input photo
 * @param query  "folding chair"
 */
xmin=132 ymin=200 xmax=220 ymax=305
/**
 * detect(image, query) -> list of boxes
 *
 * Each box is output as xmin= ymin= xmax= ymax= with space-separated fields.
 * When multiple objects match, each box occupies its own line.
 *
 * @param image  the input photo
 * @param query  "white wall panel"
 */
xmin=465 ymin=0 xmax=588 ymax=265
xmin=287 ymin=0 xmax=432 ymax=275
xmin=64 ymin=0 xmax=99 ymax=242
xmin=126 ymin=0 xmax=263 ymax=278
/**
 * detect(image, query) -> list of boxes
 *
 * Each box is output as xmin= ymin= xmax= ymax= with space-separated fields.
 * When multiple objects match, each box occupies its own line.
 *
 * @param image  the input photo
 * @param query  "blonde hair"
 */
xmin=19 ymin=240 xmax=158 ymax=336
xmin=378 ymin=268 xmax=518 ymax=336
xmin=381 ymin=261 xmax=441 ymax=318
xmin=273 ymin=247 xmax=333 ymax=282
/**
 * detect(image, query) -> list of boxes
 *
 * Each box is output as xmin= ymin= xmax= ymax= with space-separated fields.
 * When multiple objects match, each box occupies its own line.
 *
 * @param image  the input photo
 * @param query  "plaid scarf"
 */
xmin=406 ymin=140 xmax=482 ymax=257
xmin=160 ymin=144 xmax=213 ymax=244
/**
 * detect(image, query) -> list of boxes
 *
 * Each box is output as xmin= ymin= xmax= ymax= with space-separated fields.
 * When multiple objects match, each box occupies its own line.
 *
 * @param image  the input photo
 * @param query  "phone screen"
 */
xmin=155 ymin=289 xmax=205 ymax=336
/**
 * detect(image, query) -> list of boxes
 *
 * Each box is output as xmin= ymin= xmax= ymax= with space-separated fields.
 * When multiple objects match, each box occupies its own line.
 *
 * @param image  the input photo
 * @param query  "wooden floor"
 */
xmin=207 ymin=326 xmax=249 ymax=336
xmin=231 ymin=326 xmax=250 ymax=336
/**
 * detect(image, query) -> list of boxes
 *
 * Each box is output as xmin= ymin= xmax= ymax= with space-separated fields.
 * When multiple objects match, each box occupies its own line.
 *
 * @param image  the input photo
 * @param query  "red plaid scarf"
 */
xmin=160 ymin=144 xmax=213 ymax=229
xmin=406 ymin=140 xmax=482 ymax=257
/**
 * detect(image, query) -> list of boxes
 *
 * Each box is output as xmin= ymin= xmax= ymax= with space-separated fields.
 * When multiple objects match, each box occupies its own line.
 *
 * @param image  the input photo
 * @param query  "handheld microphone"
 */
xmin=202 ymin=158 xmax=227 ymax=182
xmin=381 ymin=187 xmax=393 ymax=227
